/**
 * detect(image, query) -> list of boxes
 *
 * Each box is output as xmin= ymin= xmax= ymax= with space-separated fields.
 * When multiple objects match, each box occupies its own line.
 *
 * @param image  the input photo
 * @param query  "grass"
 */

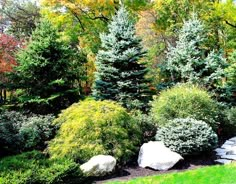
xmin=107 ymin=164 xmax=236 ymax=184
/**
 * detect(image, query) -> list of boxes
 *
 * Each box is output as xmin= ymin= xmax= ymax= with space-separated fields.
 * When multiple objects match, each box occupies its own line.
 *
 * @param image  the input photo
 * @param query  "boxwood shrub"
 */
xmin=151 ymin=83 xmax=219 ymax=130
xmin=49 ymin=99 xmax=142 ymax=163
xmin=155 ymin=118 xmax=218 ymax=156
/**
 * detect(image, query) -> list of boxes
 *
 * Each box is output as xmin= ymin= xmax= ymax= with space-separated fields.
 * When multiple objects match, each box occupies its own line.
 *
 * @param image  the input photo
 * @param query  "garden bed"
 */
xmin=105 ymin=163 xmax=236 ymax=184
xmin=95 ymin=153 xmax=216 ymax=183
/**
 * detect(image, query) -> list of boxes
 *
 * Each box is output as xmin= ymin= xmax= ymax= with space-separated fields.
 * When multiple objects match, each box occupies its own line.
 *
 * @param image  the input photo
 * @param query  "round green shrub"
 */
xmin=155 ymin=118 xmax=218 ymax=156
xmin=48 ymin=99 xmax=141 ymax=163
xmin=151 ymin=84 xmax=219 ymax=129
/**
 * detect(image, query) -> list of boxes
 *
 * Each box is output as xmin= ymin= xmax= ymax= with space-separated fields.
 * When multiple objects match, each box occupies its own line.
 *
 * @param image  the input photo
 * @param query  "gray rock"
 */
xmin=229 ymin=137 xmax=236 ymax=142
xmin=216 ymin=152 xmax=227 ymax=156
xmin=215 ymin=159 xmax=232 ymax=164
xmin=221 ymin=155 xmax=236 ymax=160
xmin=215 ymin=148 xmax=227 ymax=153
xmin=80 ymin=155 xmax=116 ymax=176
xmin=221 ymin=144 xmax=233 ymax=150
xmin=138 ymin=141 xmax=183 ymax=171
xmin=224 ymin=140 xmax=235 ymax=145
xmin=228 ymin=147 xmax=236 ymax=155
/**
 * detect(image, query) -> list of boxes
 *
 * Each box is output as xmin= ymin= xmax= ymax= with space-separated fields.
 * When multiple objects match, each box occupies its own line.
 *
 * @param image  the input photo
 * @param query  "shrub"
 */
xmin=0 ymin=151 xmax=83 ymax=184
xmin=49 ymin=99 xmax=141 ymax=163
xmin=151 ymin=84 xmax=219 ymax=129
xmin=130 ymin=110 xmax=157 ymax=143
xmin=0 ymin=111 xmax=55 ymax=155
xmin=155 ymin=118 xmax=218 ymax=156
xmin=220 ymin=107 xmax=236 ymax=137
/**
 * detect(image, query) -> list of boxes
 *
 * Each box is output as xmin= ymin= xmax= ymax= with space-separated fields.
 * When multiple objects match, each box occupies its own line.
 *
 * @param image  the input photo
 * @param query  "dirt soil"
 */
xmin=94 ymin=153 xmax=217 ymax=184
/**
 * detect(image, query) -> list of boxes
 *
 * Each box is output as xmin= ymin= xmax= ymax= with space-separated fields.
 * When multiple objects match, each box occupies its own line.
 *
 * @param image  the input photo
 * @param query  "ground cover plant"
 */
xmin=0 ymin=151 xmax=83 ymax=184
xmin=107 ymin=164 xmax=236 ymax=184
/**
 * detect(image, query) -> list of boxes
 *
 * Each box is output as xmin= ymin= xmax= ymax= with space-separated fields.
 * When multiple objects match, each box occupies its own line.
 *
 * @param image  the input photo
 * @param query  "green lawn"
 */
xmin=107 ymin=164 xmax=236 ymax=184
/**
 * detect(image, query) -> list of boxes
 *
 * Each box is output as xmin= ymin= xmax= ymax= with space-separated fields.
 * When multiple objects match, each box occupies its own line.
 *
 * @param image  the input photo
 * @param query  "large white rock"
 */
xmin=80 ymin=155 xmax=116 ymax=176
xmin=138 ymin=141 xmax=183 ymax=171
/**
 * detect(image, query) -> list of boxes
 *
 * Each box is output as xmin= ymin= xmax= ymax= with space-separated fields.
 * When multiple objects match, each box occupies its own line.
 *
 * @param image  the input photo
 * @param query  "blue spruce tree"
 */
xmin=93 ymin=6 xmax=150 ymax=110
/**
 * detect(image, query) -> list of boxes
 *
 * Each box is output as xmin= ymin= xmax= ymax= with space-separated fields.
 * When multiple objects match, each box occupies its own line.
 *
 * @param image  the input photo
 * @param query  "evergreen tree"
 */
xmin=10 ymin=19 xmax=86 ymax=114
xmin=93 ymin=6 xmax=150 ymax=110
xmin=164 ymin=16 xmax=227 ymax=89
xmin=226 ymin=51 xmax=236 ymax=87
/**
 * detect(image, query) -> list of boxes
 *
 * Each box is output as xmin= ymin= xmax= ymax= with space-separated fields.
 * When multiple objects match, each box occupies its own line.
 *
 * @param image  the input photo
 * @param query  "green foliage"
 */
xmin=0 ymin=0 xmax=40 ymax=38
xmin=164 ymin=16 xmax=227 ymax=89
xmin=216 ymin=51 xmax=236 ymax=105
xmin=93 ymin=6 xmax=151 ymax=111
xmin=155 ymin=118 xmax=218 ymax=156
xmin=10 ymin=19 xmax=86 ymax=114
xmin=0 ymin=111 xmax=55 ymax=155
xmin=151 ymin=84 xmax=219 ymax=129
xmin=226 ymin=51 xmax=236 ymax=89
xmin=0 ymin=151 xmax=83 ymax=184
xmin=130 ymin=110 xmax=157 ymax=143
xmin=49 ymin=99 xmax=141 ymax=164
xmin=221 ymin=107 xmax=236 ymax=137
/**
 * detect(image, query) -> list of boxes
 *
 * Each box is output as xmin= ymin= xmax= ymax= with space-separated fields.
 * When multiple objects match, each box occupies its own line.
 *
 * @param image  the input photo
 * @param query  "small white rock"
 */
xmin=80 ymin=155 xmax=116 ymax=176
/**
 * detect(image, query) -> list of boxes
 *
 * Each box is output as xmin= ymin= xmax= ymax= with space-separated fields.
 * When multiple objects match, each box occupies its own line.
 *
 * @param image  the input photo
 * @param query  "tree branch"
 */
xmin=225 ymin=20 xmax=236 ymax=28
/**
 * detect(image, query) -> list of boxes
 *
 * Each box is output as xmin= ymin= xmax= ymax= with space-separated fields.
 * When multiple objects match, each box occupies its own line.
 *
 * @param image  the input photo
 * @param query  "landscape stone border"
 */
xmin=215 ymin=137 xmax=236 ymax=164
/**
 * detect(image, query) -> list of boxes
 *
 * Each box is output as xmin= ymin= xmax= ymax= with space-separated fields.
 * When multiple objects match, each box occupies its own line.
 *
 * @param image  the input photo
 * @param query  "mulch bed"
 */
xmin=94 ymin=153 xmax=218 ymax=184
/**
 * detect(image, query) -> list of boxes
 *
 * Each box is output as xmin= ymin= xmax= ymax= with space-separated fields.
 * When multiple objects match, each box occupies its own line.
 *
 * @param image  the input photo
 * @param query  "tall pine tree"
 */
xmin=10 ymin=19 xmax=86 ymax=114
xmin=164 ymin=16 xmax=227 ymax=89
xmin=93 ymin=6 xmax=150 ymax=110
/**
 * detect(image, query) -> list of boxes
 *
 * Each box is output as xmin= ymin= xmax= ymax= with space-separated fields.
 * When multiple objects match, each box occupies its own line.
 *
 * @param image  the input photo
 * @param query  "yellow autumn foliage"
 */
xmin=48 ymin=99 xmax=141 ymax=163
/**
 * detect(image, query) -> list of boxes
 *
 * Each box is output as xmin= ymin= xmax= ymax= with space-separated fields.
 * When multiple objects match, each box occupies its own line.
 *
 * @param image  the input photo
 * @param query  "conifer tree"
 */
xmin=93 ymin=6 xmax=150 ymax=110
xmin=10 ymin=19 xmax=86 ymax=114
xmin=164 ymin=16 xmax=227 ymax=89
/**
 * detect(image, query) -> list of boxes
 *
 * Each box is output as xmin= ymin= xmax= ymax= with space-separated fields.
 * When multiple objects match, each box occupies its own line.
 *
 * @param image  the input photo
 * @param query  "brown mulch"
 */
xmin=94 ymin=153 xmax=218 ymax=184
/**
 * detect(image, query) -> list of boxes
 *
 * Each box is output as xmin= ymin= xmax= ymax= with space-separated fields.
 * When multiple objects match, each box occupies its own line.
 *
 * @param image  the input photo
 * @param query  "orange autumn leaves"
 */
xmin=0 ymin=34 xmax=22 ymax=73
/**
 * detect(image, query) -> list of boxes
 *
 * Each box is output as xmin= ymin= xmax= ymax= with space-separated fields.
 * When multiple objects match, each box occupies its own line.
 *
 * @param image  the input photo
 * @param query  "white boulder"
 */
xmin=80 ymin=155 xmax=116 ymax=176
xmin=138 ymin=141 xmax=183 ymax=171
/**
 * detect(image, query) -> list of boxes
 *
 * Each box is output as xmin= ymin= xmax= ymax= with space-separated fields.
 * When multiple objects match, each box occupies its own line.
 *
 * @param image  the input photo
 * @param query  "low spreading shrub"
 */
xmin=49 ymin=99 xmax=141 ymax=163
xmin=0 ymin=151 xmax=83 ymax=184
xmin=155 ymin=118 xmax=218 ymax=156
xmin=0 ymin=111 xmax=55 ymax=154
xmin=151 ymin=83 xmax=219 ymax=130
